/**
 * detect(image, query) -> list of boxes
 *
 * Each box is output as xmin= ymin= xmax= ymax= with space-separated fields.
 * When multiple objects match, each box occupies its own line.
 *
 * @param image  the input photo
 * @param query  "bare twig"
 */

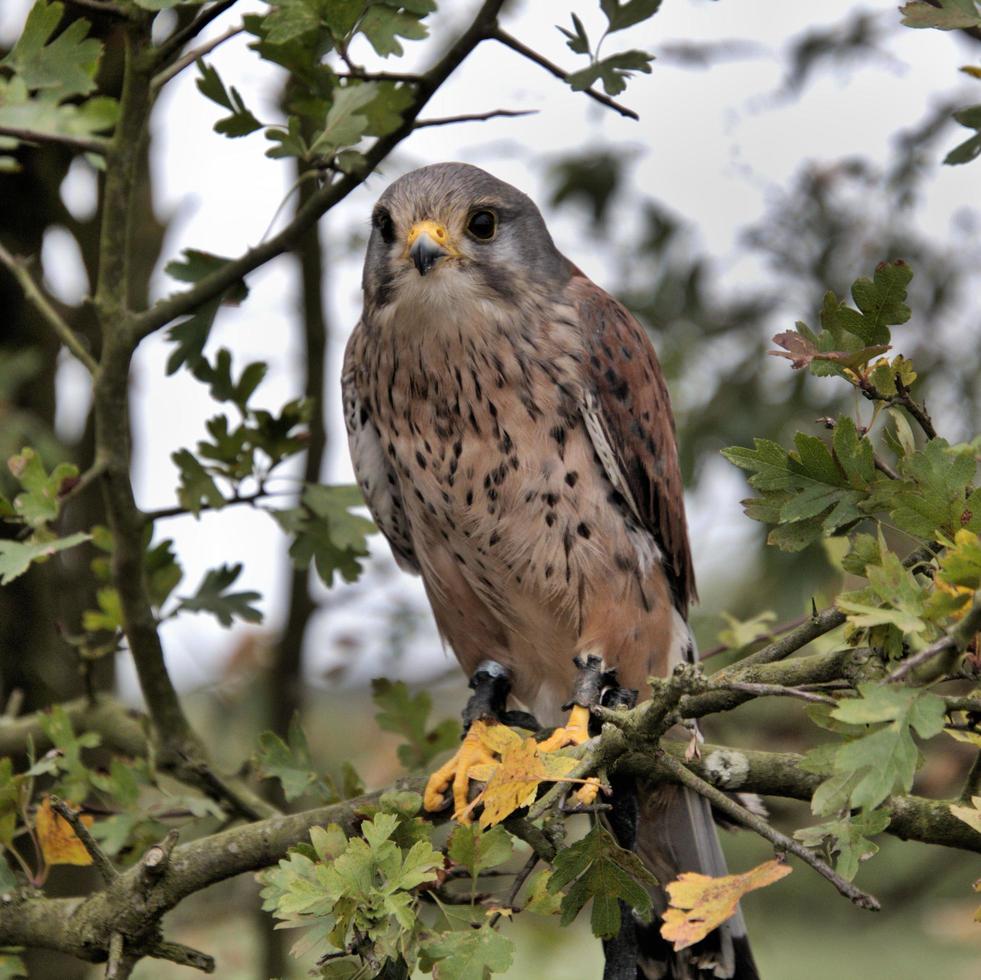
xmin=700 ymin=613 xmax=808 ymax=661
xmin=130 ymin=0 xmax=508 ymax=340
xmin=893 ymin=377 xmax=937 ymax=440
xmin=873 ymin=453 xmax=900 ymax=481
xmin=488 ymin=852 xmax=539 ymax=927
xmin=0 ymin=241 xmax=98 ymax=373
xmin=414 ymin=108 xmax=537 ymax=128
xmin=655 ymin=751 xmax=880 ymax=911
xmin=886 ymin=597 xmax=981 ymax=682
xmin=335 ymin=70 xmax=423 ymax=83
xmin=142 ymin=487 xmax=272 ymax=524
xmin=151 ymin=24 xmax=245 ymax=91
xmin=711 ymin=681 xmax=838 ymax=706
xmin=59 ymin=455 xmax=109 ymax=508
xmin=490 ymin=27 xmax=639 ymax=121
xmin=49 ymin=797 xmax=119 ymax=884
xmin=105 ymin=933 xmax=132 ymax=980
xmin=148 ymin=940 xmax=215 ymax=973
xmin=0 ymin=125 xmax=108 ymax=156
xmin=154 ymin=0 xmax=241 ymax=66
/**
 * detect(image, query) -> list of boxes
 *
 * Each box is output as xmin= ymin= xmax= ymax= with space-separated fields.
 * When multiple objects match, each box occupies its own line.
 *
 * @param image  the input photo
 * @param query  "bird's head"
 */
xmin=361 ymin=162 xmax=571 ymax=319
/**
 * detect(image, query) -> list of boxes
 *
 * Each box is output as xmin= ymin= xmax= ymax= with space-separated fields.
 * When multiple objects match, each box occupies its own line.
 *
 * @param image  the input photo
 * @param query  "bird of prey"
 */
xmin=343 ymin=162 xmax=757 ymax=979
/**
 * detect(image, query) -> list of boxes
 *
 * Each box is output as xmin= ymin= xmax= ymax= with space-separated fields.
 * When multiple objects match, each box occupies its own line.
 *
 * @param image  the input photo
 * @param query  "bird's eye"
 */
xmin=373 ymin=208 xmax=395 ymax=245
xmin=467 ymin=209 xmax=497 ymax=240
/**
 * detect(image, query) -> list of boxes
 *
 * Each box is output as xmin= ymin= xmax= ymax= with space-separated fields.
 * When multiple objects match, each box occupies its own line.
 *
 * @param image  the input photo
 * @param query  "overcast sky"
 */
xmin=2 ymin=1 xmax=978 ymax=697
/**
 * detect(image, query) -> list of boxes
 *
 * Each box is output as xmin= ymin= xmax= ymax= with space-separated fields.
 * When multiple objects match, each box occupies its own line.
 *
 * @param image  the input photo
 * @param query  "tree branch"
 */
xmin=886 ymin=596 xmax=981 ymax=683
xmin=0 ymin=240 xmax=98 ymax=373
xmin=654 ymin=750 xmax=880 ymax=910
xmin=414 ymin=108 xmax=537 ymax=128
xmin=490 ymin=27 xmax=639 ymax=121
xmin=151 ymin=24 xmax=245 ymax=91
xmin=49 ymin=796 xmax=119 ymax=885
xmin=0 ymin=125 xmax=108 ymax=156
xmin=153 ymin=0 xmax=241 ymax=67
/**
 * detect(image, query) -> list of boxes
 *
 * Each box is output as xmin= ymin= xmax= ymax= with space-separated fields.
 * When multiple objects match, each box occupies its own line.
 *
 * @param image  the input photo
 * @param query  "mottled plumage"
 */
xmin=343 ymin=163 xmax=756 ymax=979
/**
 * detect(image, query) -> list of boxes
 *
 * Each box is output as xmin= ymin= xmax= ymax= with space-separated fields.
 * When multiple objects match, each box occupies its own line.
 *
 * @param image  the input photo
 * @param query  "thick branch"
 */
xmin=0 ymin=241 xmax=98 ymax=373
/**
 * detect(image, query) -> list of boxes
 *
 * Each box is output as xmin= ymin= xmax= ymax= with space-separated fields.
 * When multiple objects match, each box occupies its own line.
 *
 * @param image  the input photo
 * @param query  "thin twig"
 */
xmin=142 ymin=487 xmax=273 ymax=524
xmin=335 ymin=70 xmax=422 ymax=83
xmin=873 ymin=453 xmax=900 ymax=481
xmin=414 ymin=108 xmax=537 ymax=128
xmin=491 ymin=28 xmax=639 ymax=121
xmin=655 ymin=751 xmax=880 ymax=911
xmin=886 ymin=597 xmax=981 ymax=682
xmin=701 ymin=613 xmax=808 ymax=661
xmin=154 ymin=0 xmax=241 ymax=66
xmin=0 ymin=125 xmax=109 ymax=156
xmin=105 ymin=933 xmax=131 ymax=980
xmin=130 ymin=0 xmax=508 ymax=339
xmin=59 ymin=455 xmax=109 ymax=508
xmin=0 ymin=241 xmax=98 ymax=373
xmin=894 ymin=377 xmax=937 ymax=440
xmin=49 ymin=797 xmax=119 ymax=884
xmin=488 ymin=852 xmax=539 ymax=928
xmin=711 ymin=681 xmax=838 ymax=706
xmin=151 ymin=24 xmax=244 ymax=91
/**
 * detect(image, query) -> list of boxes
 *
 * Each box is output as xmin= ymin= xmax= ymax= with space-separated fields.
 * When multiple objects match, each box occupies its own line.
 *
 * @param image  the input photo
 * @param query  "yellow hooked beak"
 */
xmin=405 ymin=219 xmax=458 ymax=276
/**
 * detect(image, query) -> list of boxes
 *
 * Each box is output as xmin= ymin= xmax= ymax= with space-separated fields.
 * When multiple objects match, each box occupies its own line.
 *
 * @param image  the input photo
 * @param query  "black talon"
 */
xmin=461 ymin=660 xmax=513 ymax=730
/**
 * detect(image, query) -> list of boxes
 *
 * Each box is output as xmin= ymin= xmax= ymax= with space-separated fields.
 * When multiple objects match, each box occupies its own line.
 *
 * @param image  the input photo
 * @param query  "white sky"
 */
xmin=2 ymin=1 xmax=978 ymax=697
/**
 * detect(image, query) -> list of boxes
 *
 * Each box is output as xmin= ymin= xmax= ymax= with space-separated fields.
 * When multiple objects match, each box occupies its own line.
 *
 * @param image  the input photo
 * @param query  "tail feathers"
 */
xmin=633 ymin=784 xmax=760 ymax=980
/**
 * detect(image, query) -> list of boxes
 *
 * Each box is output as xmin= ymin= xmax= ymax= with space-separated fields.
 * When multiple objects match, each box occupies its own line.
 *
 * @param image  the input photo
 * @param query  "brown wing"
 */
xmin=567 ymin=274 xmax=696 ymax=612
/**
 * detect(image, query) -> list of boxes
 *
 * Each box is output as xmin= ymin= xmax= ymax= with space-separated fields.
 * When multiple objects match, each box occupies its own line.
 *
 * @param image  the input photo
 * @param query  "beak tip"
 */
xmin=409 ymin=232 xmax=447 ymax=276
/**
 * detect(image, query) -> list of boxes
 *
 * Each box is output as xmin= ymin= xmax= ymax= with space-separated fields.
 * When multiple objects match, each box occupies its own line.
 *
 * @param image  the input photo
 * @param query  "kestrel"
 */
xmin=343 ymin=163 xmax=757 ymax=979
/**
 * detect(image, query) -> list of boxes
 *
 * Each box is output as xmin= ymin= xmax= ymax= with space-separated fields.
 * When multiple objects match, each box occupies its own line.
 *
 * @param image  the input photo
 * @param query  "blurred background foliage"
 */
xmin=0 ymin=1 xmax=979 ymax=977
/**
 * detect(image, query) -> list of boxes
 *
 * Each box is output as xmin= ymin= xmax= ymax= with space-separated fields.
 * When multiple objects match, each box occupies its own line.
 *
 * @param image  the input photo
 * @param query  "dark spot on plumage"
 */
xmin=453 ymin=552 xmax=464 ymax=563
xmin=611 ymin=378 xmax=629 ymax=401
xmin=468 ymin=408 xmax=481 ymax=434
xmin=614 ymin=552 xmax=634 ymax=572
xmin=465 ymin=489 xmax=474 ymax=506
xmin=544 ymin=564 xmax=554 ymax=579
xmin=565 ymin=471 xmax=578 ymax=487
xmin=545 ymin=492 xmax=558 ymax=507
xmin=453 ymin=440 xmax=463 ymax=458
xmin=473 ymin=376 xmax=482 ymax=400
xmin=423 ymin=440 xmax=431 ymax=454
xmin=621 ymin=344 xmax=633 ymax=360
xmin=563 ymin=528 xmax=573 ymax=558
xmin=601 ymin=342 xmax=614 ymax=359
xmin=454 ymin=366 xmax=463 ymax=388
xmin=590 ymin=354 xmax=601 ymax=370
xmin=483 ymin=474 xmax=492 ymax=490
xmin=500 ymin=431 xmax=512 ymax=454
xmin=489 ymin=532 xmax=499 ymax=546
xmin=441 ymin=490 xmax=450 ymax=503
xmin=358 ymin=405 xmax=369 ymax=426
xmin=413 ymin=488 xmax=424 ymax=503
xmin=415 ymin=451 xmax=427 ymax=469
xmin=387 ymin=474 xmax=396 ymax=485
xmin=608 ymin=489 xmax=627 ymax=509
xmin=642 ymin=411 xmax=651 ymax=421
xmin=525 ymin=490 xmax=536 ymax=503
xmin=387 ymin=444 xmax=397 ymax=458
xmin=545 ymin=512 xmax=556 ymax=527
xmin=487 ymin=400 xmax=498 ymax=418
xmin=577 ymin=522 xmax=591 ymax=539
xmin=509 ymin=455 xmax=519 ymax=471
xmin=629 ymin=420 xmax=644 ymax=439
xmin=487 ymin=488 xmax=498 ymax=501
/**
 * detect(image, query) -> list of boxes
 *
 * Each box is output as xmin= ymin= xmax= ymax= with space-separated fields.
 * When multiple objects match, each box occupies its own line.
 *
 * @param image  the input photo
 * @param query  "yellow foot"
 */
xmin=536 ymin=705 xmax=601 ymax=808
xmin=536 ymin=704 xmax=592 ymax=752
xmin=424 ymin=723 xmax=500 ymax=824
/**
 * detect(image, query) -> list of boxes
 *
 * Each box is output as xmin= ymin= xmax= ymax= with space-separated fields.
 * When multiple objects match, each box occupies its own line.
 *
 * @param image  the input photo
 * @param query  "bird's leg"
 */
xmin=424 ymin=660 xmax=523 ymax=822
xmin=537 ymin=654 xmax=638 ymax=808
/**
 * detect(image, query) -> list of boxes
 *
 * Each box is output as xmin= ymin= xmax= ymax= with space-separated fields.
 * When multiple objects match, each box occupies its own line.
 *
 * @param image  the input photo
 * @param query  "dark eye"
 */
xmin=467 ymin=209 xmax=497 ymax=240
xmin=373 ymin=208 xmax=395 ymax=245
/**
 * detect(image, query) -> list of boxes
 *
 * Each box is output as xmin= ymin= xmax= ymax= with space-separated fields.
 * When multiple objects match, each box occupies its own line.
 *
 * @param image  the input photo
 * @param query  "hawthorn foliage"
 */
xmin=0 ymin=2 xmax=979 ymax=979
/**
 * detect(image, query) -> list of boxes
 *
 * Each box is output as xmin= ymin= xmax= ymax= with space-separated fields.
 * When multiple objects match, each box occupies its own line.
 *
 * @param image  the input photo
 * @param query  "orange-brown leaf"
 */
xmin=661 ymin=858 xmax=792 ymax=951
xmin=36 ymin=796 xmax=94 ymax=867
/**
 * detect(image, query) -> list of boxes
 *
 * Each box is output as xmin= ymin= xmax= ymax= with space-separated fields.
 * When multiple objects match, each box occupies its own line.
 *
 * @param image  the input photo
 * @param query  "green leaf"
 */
xmin=567 ymin=50 xmax=654 ymax=97
xmin=371 ymin=678 xmax=460 ymax=770
xmin=171 ymin=449 xmax=226 ymax=516
xmin=944 ymin=129 xmax=981 ymax=165
xmin=259 ymin=0 xmax=323 ymax=44
xmin=273 ymin=484 xmax=376 ymax=587
xmin=359 ymin=5 xmax=430 ymax=58
xmin=177 ymin=563 xmax=262 ymax=626
xmin=0 ymin=531 xmax=90 ymax=586
xmin=2 ymin=1 xmax=102 ymax=97
xmin=192 ymin=348 xmax=268 ymax=413
xmin=308 ymin=83 xmax=378 ymax=158
xmin=900 ymin=0 xmax=981 ymax=30
xmin=0 ymin=952 xmax=27 ymax=980
xmin=195 ymin=61 xmax=263 ymax=137
xmin=794 ymin=809 xmax=890 ymax=880
xmin=558 ymin=14 xmax=590 ymax=55
xmin=7 ymin=447 xmax=78 ymax=527
xmin=447 ymin=823 xmax=513 ymax=879
xmin=841 ymin=532 xmax=881 ymax=576
xmin=849 ymin=260 xmax=913 ymax=344
xmin=601 ymin=0 xmax=663 ymax=33
xmin=421 ymin=925 xmax=513 ymax=980
xmin=39 ymin=704 xmax=101 ymax=802
xmin=254 ymin=715 xmax=323 ymax=801
xmin=548 ymin=825 xmax=656 ymax=939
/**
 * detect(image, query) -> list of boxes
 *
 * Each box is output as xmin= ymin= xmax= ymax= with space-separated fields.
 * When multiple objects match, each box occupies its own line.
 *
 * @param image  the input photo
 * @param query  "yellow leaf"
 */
xmin=960 ymin=65 xmax=981 ymax=80
xmin=949 ymin=797 xmax=981 ymax=836
xmin=471 ymin=736 xmax=578 ymax=828
xmin=35 ymin=796 xmax=94 ymax=867
xmin=661 ymin=858 xmax=792 ymax=951
xmin=470 ymin=719 xmax=522 ymax=756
